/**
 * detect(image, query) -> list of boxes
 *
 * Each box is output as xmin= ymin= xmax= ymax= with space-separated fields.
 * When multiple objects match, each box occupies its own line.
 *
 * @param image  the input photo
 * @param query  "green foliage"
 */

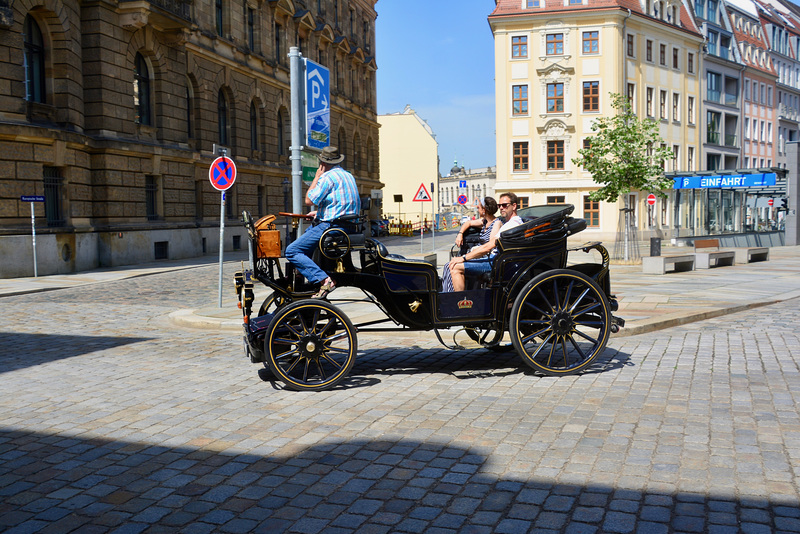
xmin=572 ymin=93 xmax=675 ymax=203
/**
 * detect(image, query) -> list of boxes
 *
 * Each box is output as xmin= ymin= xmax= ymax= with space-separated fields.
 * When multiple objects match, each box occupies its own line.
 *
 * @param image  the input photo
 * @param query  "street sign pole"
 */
xmin=289 ymin=47 xmax=304 ymax=235
xmin=217 ymin=150 xmax=228 ymax=307
xmin=30 ymin=201 xmax=37 ymax=278
xmin=209 ymin=150 xmax=237 ymax=308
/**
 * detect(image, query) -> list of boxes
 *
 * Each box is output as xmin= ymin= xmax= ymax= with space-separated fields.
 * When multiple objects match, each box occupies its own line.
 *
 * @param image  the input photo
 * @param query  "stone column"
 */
xmin=786 ymin=141 xmax=800 ymax=246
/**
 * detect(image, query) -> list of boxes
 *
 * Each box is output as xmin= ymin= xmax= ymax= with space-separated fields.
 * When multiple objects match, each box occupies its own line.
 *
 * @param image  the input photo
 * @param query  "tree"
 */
xmin=572 ymin=93 xmax=674 ymax=260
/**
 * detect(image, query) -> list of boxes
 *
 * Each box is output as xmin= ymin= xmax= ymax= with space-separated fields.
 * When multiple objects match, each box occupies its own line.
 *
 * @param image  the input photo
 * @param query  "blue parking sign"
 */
xmin=305 ymin=59 xmax=330 ymax=150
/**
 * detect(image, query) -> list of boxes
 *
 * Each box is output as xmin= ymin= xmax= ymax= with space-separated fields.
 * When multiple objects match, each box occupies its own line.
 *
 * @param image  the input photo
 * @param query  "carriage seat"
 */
xmin=370 ymin=239 xmax=434 ymax=264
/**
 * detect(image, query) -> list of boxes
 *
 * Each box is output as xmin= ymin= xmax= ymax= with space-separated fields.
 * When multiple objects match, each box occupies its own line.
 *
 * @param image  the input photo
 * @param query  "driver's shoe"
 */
xmin=312 ymin=278 xmax=336 ymax=299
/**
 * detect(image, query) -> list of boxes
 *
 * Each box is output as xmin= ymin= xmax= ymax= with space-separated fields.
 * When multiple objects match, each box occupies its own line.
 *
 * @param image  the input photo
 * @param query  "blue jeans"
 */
xmin=285 ymin=221 xmax=331 ymax=284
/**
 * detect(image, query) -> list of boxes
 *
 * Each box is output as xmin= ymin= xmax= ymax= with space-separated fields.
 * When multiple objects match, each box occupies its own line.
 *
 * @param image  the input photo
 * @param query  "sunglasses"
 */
xmin=498 ymin=202 xmax=514 ymax=208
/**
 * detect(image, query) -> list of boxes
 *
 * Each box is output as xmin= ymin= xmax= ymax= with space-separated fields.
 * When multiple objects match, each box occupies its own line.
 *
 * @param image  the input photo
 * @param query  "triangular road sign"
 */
xmin=413 ymin=183 xmax=432 ymax=202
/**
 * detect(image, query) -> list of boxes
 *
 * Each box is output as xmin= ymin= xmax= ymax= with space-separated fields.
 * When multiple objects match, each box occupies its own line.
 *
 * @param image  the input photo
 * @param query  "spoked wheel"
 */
xmin=510 ymin=269 xmax=611 ymax=376
xmin=257 ymin=291 xmax=290 ymax=317
xmin=264 ymin=300 xmax=357 ymax=391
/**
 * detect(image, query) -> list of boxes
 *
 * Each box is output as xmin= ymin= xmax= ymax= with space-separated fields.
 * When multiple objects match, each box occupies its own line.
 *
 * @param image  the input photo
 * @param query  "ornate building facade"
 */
xmin=0 ymin=0 xmax=379 ymax=276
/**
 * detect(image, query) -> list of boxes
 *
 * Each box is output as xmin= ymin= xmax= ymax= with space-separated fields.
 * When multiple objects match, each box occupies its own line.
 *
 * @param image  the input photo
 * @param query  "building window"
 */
xmin=627 ymin=34 xmax=635 ymax=57
xmin=688 ymin=52 xmax=694 ymax=73
xmin=547 ymin=141 xmax=565 ymax=170
xmin=744 ymin=117 xmax=750 ymax=139
xmin=513 ymin=142 xmax=529 ymax=171
xmin=512 ymin=85 xmax=528 ymax=115
xmin=659 ymin=90 xmax=667 ymax=119
xmin=247 ymin=7 xmax=255 ymax=51
xmin=583 ymin=31 xmax=599 ymax=54
xmin=627 ymin=83 xmax=635 ymax=109
xmin=687 ymin=96 xmax=694 ymax=124
xmin=547 ymin=34 xmax=564 ymax=55
xmin=583 ymin=196 xmax=599 ymax=227
xmin=512 ymin=36 xmax=528 ymax=58
xmin=186 ymin=84 xmax=194 ymax=139
xmin=646 ymin=87 xmax=654 ymax=117
xmin=673 ymin=48 xmax=679 ymax=69
xmin=216 ymin=0 xmax=224 ymax=37
xmin=583 ymin=81 xmax=599 ymax=111
xmin=547 ymin=83 xmax=564 ymax=112
xmin=43 ymin=167 xmax=65 ymax=227
xmin=146 ymin=175 xmax=159 ymax=221
xmin=23 ymin=15 xmax=46 ymax=103
xmin=672 ymin=145 xmax=680 ymax=171
xmin=768 ymin=86 xmax=773 ymax=106
xmin=707 ymin=71 xmax=721 ymax=102
xmin=707 ymin=111 xmax=721 ymax=144
xmin=527 ymin=0 xmax=540 ymax=7
xmin=195 ymin=181 xmax=204 ymax=220
xmin=275 ymin=23 xmax=282 ymax=64
xmin=688 ymin=146 xmax=694 ymax=170
xmin=646 ymin=40 xmax=653 ymax=62
xmin=659 ymin=44 xmax=666 ymax=65
xmin=672 ymin=93 xmax=680 ymax=122
xmin=133 ymin=53 xmax=151 ymax=126
xmin=547 ymin=195 xmax=566 ymax=204
xmin=250 ymin=102 xmax=259 ymax=152
xmin=218 ymin=89 xmax=229 ymax=146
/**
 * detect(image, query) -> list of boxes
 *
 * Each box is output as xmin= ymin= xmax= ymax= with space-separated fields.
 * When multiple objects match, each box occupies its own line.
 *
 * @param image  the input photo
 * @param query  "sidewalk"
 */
xmin=3 ymin=235 xmax=800 ymax=337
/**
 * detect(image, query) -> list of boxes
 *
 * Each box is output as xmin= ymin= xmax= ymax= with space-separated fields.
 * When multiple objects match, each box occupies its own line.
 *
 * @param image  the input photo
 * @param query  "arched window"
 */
xmin=23 ymin=15 xmax=46 ymax=103
xmin=277 ymin=110 xmax=285 ymax=156
xmin=250 ymin=102 xmax=259 ymax=152
xmin=353 ymin=133 xmax=361 ymax=172
xmin=134 ymin=53 xmax=151 ymax=125
xmin=218 ymin=89 xmax=229 ymax=146
xmin=186 ymin=80 xmax=195 ymax=139
xmin=216 ymin=0 xmax=224 ymax=37
xmin=337 ymin=128 xmax=347 ymax=164
xmin=367 ymin=137 xmax=374 ymax=174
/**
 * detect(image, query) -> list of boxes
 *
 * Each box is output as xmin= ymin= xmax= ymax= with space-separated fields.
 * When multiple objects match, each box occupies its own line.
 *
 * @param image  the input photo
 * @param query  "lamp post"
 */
xmin=282 ymin=176 xmax=290 ymax=251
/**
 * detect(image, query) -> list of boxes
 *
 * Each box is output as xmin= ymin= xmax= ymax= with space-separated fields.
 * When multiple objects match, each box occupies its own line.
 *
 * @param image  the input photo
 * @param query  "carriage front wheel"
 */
xmin=264 ymin=300 xmax=357 ymax=391
xmin=510 ymin=269 xmax=611 ymax=376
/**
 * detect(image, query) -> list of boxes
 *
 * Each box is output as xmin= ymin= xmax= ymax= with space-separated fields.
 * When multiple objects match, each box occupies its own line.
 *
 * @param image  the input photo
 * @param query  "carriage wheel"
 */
xmin=257 ymin=292 xmax=290 ymax=317
xmin=264 ymin=300 xmax=357 ymax=391
xmin=465 ymin=327 xmax=514 ymax=352
xmin=510 ymin=269 xmax=610 ymax=376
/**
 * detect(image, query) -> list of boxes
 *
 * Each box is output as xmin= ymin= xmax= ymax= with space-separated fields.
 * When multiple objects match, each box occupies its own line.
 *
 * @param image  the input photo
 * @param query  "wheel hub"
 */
xmin=301 ymin=335 xmax=323 ymax=358
xmin=551 ymin=311 xmax=574 ymax=336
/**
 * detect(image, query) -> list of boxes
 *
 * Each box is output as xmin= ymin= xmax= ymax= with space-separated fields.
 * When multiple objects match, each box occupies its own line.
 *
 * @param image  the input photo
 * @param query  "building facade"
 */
xmin=0 ymin=0 xmax=379 ymax=277
xmin=439 ymin=162 xmax=497 ymax=217
xmin=489 ymin=0 xmax=703 ymax=241
xmin=377 ymin=106 xmax=438 ymax=223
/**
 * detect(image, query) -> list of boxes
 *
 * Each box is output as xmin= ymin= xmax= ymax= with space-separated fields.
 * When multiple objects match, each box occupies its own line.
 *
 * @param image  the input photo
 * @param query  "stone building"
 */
xmin=0 ymin=0 xmax=379 ymax=277
xmin=439 ymin=162 xmax=497 ymax=216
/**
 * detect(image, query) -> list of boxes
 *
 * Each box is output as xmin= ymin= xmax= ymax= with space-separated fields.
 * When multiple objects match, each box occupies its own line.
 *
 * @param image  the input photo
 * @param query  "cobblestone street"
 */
xmin=1 ymin=263 xmax=799 ymax=533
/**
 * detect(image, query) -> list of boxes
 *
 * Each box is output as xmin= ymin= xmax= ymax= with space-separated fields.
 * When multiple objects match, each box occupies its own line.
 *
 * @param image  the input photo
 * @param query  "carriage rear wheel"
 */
xmin=510 ymin=269 xmax=610 ymax=376
xmin=264 ymin=300 xmax=357 ymax=391
xmin=257 ymin=291 xmax=290 ymax=317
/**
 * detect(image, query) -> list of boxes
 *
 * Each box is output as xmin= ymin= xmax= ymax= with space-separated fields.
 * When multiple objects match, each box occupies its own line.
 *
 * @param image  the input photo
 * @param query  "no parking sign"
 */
xmin=209 ymin=156 xmax=237 ymax=191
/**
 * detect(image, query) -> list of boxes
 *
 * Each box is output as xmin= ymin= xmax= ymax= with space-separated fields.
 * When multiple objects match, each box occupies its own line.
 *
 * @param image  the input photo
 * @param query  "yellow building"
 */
xmin=489 ymin=0 xmax=703 ymax=242
xmin=378 ymin=106 xmax=439 ymax=224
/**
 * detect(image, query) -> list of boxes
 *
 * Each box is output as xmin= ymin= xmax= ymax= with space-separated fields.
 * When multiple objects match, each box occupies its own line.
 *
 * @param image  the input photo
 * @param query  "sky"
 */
xmin=375 ymin=1 xmax=497 ymax=178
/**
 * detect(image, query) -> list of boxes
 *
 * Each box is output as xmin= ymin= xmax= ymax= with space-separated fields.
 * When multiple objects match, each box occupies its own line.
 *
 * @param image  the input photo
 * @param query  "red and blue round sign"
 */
xmin=209 ymin=156 xmax=237 ymax=191
xmin=457 ymin=194 xmax=468 ymax=205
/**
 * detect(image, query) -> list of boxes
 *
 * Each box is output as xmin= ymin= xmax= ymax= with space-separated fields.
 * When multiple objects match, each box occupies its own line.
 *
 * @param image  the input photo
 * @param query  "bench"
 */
xmin=693 ymin=238 xmax=735 ymax=269
xmin=732 ymin=247 xmax=769 ymax=264
xmin=642 ymin=254 xmax=696 ymax=274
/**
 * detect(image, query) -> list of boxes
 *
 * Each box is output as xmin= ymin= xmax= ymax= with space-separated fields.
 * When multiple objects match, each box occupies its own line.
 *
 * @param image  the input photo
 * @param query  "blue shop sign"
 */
xmin=673 ymin=173 xmax=777 ymax=189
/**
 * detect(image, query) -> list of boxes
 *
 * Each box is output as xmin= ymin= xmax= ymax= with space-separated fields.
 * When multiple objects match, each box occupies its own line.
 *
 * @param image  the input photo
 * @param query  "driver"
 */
xmin=446 ymin=192 xmax=523 ymax=292
xmin=284 ymin=146 xmax=360 ymax=299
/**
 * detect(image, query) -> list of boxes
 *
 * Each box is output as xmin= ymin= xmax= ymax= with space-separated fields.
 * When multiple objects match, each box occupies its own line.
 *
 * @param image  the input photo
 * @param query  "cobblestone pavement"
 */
xmin=1 ymin=264 xmax=799 ymax=533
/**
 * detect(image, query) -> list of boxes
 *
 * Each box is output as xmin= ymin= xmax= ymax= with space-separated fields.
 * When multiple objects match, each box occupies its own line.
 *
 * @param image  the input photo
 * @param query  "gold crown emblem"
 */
xmin=457 ymin=298 xmax=473 ymax=309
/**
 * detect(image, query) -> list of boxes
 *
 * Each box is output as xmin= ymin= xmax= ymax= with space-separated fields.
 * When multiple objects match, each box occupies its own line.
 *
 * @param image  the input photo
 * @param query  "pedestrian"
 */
xmin=284 ymin=146 xmax=360 ymax=299
xmin=442 ymin=197 xmax=500 ymax=292
xmin=445 ymin=192 xmax=523 ymax=292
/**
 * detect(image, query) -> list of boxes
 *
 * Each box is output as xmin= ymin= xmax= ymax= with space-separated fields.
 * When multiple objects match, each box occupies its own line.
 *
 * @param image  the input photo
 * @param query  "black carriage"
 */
xmin=234 ymin=203 xmax=625 ymax=391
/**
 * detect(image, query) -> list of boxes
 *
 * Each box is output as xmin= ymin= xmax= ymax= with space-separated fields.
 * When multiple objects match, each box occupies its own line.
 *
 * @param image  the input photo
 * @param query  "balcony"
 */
xmin=707 ymin=130 xmax=720 ymax=144
xmin=118 ymin=0 xmax=192 ymax=32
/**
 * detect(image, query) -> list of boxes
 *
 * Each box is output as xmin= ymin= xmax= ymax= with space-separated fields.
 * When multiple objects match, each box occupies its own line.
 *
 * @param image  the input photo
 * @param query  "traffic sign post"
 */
xmin=413 ymin=184 xmax=432 ymax=252
xmin=209 ymin=152 xmax=237 ymax=307
xmin=20 ymin=196 xmax=44 ymax=277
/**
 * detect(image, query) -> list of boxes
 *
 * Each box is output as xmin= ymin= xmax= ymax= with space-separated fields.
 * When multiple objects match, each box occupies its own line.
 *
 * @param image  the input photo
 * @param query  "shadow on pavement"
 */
xmin=0 ymin=333 xmax=152 ymax=373
xmin=0 ymin=429 xmax=794 ymax=533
